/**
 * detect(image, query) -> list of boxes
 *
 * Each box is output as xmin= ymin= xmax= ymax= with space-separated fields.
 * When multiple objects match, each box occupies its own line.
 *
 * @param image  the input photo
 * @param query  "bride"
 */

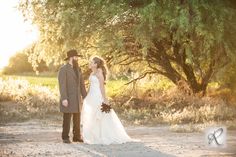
xmin=81 ymin=56 xmax=134 ymax=145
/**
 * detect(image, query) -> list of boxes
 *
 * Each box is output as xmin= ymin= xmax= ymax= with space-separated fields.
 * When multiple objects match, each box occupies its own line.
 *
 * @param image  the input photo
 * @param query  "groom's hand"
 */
xmin=62 ymin=99 xmax=69 ymax=107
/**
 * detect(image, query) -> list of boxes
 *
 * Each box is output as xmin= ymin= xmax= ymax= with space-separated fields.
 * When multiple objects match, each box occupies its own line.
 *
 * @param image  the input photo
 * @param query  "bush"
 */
xmin=2 ymin=52 xmax=49 ymax=75
xmin=111 ymin=85 xmax=236 ymax=126
xmin=0 ymin=78 xmax=59 ymax=120
xmin=0 ymin=78 xmax=235 ymax=128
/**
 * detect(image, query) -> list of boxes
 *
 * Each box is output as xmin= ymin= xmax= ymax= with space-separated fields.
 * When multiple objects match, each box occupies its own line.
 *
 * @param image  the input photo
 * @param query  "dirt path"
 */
xmin=1 ymin=119 xmax=236 ymax=157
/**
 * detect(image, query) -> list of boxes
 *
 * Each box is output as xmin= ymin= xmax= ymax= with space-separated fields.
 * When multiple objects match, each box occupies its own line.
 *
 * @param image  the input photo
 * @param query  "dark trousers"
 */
xmin=62 ymin=113 xmax=81 ymax=140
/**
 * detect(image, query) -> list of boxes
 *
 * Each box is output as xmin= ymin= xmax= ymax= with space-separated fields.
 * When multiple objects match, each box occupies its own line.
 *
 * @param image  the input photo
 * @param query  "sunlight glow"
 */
xmin=0 ymin=0 xmax=39 ymax=69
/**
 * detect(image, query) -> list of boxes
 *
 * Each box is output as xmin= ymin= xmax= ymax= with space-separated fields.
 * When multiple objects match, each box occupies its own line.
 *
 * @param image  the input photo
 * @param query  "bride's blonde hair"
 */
xmin=92 ymin=56 xmax=108 ymax=81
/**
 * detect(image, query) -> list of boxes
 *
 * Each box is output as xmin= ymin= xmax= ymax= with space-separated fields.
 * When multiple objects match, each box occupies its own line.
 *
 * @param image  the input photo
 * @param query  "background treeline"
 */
xmin=2 ymin=44 xmax=59 ymax=75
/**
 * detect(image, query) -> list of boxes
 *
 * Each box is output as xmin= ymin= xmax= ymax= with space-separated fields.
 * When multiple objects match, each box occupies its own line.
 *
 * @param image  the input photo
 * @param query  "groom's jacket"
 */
xmin=58 ymin=63 xmax=87 ymax=113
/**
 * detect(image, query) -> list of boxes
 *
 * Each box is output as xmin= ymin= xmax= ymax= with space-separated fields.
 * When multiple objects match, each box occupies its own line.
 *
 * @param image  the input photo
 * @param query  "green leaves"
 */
xmin=18 ymin=0 xmax=236 ymax=93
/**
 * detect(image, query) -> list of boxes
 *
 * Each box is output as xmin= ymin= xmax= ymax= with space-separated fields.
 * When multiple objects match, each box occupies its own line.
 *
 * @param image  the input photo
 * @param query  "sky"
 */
xmin=0 ymin=0 xmax=39 ymax=69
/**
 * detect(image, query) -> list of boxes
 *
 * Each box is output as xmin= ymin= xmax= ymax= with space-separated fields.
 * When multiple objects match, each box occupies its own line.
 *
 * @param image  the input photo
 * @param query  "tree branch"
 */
xmin=124 ymin=71 xmax=156 ymax=85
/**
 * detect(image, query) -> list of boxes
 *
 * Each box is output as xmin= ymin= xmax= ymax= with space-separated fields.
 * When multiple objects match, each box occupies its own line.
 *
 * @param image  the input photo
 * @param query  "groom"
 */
xmin=58 ymin=50 xmax=87 ymax=143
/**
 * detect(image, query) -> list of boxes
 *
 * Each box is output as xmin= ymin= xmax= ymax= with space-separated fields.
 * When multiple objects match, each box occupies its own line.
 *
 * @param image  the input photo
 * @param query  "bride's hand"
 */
xmin=103 ymin=98 xmax=109 ymax=105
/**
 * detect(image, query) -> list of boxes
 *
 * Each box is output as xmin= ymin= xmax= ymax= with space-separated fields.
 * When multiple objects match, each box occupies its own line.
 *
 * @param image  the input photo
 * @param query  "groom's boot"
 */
xmin=63 ymin=139 xmax=72 ymax=144
xmin=73 ymin=138 xmax=83 ymax=142
xmin=62 ymin=113 xmax=72 ymax=144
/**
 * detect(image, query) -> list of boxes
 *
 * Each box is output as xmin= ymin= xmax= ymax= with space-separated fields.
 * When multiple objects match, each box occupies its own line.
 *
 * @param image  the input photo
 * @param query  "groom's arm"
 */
xmin=80 ymin=73 xmax=87 ymax=99
xmin=58 ymin=66 xmax=68 ymax=101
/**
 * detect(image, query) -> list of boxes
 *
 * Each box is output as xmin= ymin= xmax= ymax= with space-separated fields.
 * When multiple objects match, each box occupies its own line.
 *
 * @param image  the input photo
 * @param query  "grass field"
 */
xmin=0 ymin=73 xmax=131 ymax=97
xmin=0 ymin=72 xmax=174 ymax=97
xmin=1 ymin=74 xmax=58 ymax=89
xmin=1 ymin=72 xmax=236 ymax=129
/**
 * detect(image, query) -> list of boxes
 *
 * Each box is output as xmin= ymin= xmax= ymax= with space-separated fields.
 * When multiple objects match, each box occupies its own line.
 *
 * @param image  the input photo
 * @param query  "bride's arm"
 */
xmin=97 ymin=69 xmax=108 ymax=104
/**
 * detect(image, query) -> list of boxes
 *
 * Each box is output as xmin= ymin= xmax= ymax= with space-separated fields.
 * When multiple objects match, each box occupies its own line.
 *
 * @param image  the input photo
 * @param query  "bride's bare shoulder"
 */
xmin=96 ymin=69 xmax=104 ymax=80
xmin=97 ymin=68 xmax=103 ymax=73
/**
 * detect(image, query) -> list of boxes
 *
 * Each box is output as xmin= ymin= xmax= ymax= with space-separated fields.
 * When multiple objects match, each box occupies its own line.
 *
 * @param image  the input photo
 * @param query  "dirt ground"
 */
xmin=1 ymin=118 xmax=236 ymax=157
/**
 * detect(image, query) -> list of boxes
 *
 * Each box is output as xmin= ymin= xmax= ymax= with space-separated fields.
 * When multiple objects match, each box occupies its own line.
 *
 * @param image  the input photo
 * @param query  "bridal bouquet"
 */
xmin=101 ymin=102 xmax=112 ymax=113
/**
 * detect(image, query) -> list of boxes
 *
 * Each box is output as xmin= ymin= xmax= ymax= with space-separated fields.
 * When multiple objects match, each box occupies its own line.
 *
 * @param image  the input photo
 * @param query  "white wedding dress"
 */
xmin=81 ymin=75 xmax=133 ymax=145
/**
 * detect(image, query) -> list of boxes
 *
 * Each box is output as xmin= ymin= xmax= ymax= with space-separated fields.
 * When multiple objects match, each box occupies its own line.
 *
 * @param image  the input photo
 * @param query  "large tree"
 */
xmin=19 ymin=0 xmax=236 ymax=94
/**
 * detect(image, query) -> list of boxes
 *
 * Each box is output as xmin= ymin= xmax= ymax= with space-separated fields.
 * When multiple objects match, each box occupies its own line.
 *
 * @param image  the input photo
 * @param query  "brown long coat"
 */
xmin=58 ymin=63 xmax=87 ymax=113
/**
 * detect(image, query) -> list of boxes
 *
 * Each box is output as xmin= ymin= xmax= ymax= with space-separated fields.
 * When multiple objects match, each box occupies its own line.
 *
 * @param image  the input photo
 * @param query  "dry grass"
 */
xmin=0 ymin=78 xmax=59 ymax=123
xmin=111 ymin=82 xmax=236 ymax=129
xmin=169 ymin=120 xmax=236 ymax=133
xmin=0 ymin=77 xmax=235 ymax=132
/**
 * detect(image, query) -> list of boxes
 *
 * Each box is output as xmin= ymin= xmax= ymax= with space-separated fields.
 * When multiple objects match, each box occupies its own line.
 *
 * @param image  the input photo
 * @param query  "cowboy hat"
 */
xmin=64 ymin=49 xmax=83 ymax=61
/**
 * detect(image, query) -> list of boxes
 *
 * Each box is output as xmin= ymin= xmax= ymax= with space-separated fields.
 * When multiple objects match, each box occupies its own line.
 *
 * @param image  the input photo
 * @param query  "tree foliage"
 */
xmin=2 ymin=45 xmax=49 ymax=74
xmin=19 ymin=0 xmax=236 ymax=94
xmin=2 ymin=52 xmax=34 ymax=74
